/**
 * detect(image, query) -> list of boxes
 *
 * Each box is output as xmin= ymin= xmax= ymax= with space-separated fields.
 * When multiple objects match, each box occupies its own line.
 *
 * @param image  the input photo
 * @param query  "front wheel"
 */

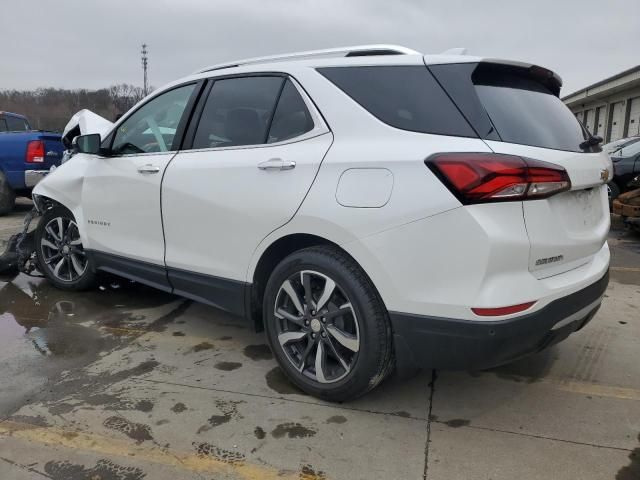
xmin=263 ymin=246 xmax=393 ymax=402
xmin=35 ymin=206 xmax=97 ymax=290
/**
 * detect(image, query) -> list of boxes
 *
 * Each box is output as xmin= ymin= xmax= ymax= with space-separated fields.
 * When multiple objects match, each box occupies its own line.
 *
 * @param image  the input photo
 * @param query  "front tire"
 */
xmin=263 ymin=246 xmax=393 ymax=402
xmin=35 ymin=206 xmax=97 ymax=291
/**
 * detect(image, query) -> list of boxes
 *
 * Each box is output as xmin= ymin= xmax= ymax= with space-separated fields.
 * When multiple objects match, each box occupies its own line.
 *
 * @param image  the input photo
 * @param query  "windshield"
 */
xmin=617 ymin=140 xmax=640 ymax=157
xmin=604 ymin=137 xmax=640 ymax=153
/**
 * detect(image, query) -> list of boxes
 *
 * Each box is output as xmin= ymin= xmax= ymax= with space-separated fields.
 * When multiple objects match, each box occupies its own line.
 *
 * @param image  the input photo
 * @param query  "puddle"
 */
xmin=0 ymin=273 xmax=177 ymax=360
xmin=44 ymin=459 xmax=146 ymax=480
xmin=271 ymin=422 xmax=317 ymax=439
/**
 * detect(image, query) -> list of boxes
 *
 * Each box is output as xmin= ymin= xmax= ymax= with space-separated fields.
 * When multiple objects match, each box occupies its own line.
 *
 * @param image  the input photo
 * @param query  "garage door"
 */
xmin=595 ymin=106 xmax=607 ymax=136
xmin=628 ymin=97 xmax=640 ymax=137
xmin=584 ymin=108 xmax=595 ymax=133
xmin=609 ymin=102 xmax=624 ymax=141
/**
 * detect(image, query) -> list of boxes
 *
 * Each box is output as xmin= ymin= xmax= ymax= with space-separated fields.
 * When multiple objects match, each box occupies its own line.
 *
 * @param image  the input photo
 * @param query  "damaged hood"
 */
xmin=62 ymin=109 xmax=113 ymax=146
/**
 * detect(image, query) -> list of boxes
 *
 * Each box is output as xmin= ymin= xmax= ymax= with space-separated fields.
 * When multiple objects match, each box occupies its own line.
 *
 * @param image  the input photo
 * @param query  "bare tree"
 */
xmin=0 ymin=84 xmax=146 ymax=132
xmin=108 ymin=83 xmax=146 ymax=116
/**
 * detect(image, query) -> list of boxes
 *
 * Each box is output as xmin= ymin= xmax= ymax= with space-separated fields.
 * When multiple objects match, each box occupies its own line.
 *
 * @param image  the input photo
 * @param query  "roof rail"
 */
xmin=195 ymin=44 xmax=421 ymax=74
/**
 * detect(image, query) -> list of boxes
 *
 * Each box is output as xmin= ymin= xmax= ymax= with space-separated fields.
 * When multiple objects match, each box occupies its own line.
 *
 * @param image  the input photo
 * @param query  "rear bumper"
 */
xmin=390 ymin=270 xmax=609 ymax=371
xmin=24 ymin=170 xmax=50 ymax=188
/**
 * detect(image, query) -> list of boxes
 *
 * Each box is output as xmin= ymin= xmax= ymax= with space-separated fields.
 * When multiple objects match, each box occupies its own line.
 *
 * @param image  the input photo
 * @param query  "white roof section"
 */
xmin=148 ymin=45 xmax=561 ymax=103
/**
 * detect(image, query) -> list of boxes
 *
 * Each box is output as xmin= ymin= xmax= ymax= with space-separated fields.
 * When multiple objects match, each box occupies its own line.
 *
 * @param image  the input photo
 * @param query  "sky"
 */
xmin=1 ymin=0 xmax=638 ymax=96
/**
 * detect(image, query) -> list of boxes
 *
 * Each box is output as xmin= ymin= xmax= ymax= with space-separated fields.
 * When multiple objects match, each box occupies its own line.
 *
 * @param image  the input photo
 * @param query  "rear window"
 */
xmin=472 ymin=66 xmax=588 ymax=152
xmin=317 ymin=66 xmax=476 ymax=137
xmin=5 ymin=115 xmax=29 ymax=132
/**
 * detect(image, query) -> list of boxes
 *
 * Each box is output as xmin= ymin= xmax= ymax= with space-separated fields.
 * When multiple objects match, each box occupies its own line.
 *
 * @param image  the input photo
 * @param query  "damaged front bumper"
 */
xmin=0 ymin=207 xmax=39 ymax=275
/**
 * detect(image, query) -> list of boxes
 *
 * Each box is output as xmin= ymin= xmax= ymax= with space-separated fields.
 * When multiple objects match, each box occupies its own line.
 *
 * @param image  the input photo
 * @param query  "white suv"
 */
xmin=32 ymin=45 xmax=611 ymax=401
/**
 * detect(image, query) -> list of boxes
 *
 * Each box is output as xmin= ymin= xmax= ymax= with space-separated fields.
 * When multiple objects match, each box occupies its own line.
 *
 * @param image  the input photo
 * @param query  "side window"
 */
xmin=267 ymin=80 xmax=314 ymax=143
xmin=192 ymin=76 xmax=284 ymax=149
xmin=0 ymin=118 xmax=7 ymax=132
xmin=111 ymin=84 xmax=195 ymax=155
xmin=5 ymin=116 xmax=29 ymax=131
xmin=318 ymin=66 xmax=476 ymax=137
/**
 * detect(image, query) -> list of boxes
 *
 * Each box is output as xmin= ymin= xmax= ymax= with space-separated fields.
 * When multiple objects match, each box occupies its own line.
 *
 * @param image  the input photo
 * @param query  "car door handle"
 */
xmin=137 ymin=164 xmax=161 ymax=174
xmin=258 ymin=158 xmax=296 ymax=171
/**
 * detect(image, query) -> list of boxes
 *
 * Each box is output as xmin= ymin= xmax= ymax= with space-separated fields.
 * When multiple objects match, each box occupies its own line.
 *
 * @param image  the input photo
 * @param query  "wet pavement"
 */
xmin=0 ymin=210 xmax=639 ymax=479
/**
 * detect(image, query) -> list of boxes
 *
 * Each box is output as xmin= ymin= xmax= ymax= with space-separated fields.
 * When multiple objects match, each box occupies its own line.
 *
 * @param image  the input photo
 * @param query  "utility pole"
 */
xmin=141 ymin=43 xmax=149 ymax=96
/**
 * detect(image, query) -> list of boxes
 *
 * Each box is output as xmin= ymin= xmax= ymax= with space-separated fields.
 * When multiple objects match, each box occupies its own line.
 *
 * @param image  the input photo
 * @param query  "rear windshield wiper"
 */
xmin=579 ymin=135 xmax=602 ymax=151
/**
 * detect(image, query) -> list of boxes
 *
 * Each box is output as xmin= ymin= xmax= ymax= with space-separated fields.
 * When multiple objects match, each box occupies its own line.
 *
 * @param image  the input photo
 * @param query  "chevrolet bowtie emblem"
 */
xmin=600 ymin=169 xmax=610 ymax=182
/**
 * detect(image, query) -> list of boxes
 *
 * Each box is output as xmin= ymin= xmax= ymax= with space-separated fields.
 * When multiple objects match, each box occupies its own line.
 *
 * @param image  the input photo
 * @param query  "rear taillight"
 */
xmin=426 ymin=153 xmax=571 ymax=204
xmin=26 ymin=140 xmax=45 ymax=163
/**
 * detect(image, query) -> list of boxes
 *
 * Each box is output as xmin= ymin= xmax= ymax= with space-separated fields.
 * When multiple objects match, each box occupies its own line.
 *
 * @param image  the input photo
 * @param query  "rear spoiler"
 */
xmin=480 ymin=59 xmax=563 ymax=96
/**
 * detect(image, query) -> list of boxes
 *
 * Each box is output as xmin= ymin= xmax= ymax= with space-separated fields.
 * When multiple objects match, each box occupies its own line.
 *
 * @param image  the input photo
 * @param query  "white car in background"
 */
xmin=32 ymin=45 xmax=611 ymax=401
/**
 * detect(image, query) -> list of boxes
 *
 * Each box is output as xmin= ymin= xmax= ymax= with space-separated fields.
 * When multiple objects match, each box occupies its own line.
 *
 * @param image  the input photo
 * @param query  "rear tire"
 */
xmin=0 ymin=171 xmax=16 ymax=216
xmin=263 ymin=245 xmax=393 ymax=402
xmin=35 ymin=206 xmax=97 ymax=291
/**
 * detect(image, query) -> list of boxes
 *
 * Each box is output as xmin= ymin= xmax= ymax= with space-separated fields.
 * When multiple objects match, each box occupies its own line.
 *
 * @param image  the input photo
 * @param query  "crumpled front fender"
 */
xmin=33 ymin=156 xmax=91 ymax=248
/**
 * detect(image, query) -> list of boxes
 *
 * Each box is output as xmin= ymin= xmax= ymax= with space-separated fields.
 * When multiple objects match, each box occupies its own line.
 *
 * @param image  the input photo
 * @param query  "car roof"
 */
xmin=137 ymin=45 xmax=561 ymax=108
xmin=0 ymin=111 xmax=27 ymax=119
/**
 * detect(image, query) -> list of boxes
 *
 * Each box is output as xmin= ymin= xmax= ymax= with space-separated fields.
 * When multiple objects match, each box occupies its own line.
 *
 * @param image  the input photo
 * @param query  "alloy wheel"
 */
xmin=274 ymin=270 xmax=360 ymax=384
xmin=40 ymin=217 xmax=88 ymax=282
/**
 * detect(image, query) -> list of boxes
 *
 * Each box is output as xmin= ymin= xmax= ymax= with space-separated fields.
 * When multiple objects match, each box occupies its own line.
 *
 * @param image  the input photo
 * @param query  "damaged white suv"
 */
xmin=32 ymin=45 xmax=611 ymax=401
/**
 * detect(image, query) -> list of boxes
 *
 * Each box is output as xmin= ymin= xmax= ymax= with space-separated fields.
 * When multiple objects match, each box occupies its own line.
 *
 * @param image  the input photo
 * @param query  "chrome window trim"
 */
xmin=184 ymin=74 xmax=329 ymax=153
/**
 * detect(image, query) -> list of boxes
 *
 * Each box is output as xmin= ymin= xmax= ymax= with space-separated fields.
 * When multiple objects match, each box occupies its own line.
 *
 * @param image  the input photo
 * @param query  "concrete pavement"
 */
xmin=0 ymin=206 xmax=638 ymax=479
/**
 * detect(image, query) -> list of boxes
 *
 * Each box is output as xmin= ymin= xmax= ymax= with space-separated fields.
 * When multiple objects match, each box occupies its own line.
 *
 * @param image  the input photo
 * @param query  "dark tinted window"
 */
xmin=5 ymin=116 xmax=29 ymax=131
xmin=473 ymin=68 xmax=588 ymax=152
xmin=267 ymin=80 xmax=314 ymax=143
xmin=0 ymin=118 xmax=8 ymax=132
xmin=193 ymin=76 xmax=284 ymax=149
xmin=112 ymin=84 xmax=195 ymax=155
xmin=318 ymin=66 xmax=475 ymax=137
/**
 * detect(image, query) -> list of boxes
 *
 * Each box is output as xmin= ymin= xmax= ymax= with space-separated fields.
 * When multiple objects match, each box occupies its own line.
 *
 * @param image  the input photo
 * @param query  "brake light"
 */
xmin=426 ymin=153 xmax=570 ymax=204
xmin=472 ymin=301 xmax=536 ymax=317
xmin=26 ymin=140 xmax=45 ymax=163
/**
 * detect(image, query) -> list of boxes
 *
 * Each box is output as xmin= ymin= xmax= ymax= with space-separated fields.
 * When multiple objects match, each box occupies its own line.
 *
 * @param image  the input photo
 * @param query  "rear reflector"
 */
xmin=26 ymin=140 xmax=45 ymax=163
xmin=472 ymin=301 xmax=536 ymax=317
xmin=426 ymin=153 xmax=570 ymax=204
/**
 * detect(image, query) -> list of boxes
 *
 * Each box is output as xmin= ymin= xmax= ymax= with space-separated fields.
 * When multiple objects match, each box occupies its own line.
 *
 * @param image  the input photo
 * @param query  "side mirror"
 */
xmin=74 ymin=134 xmax=102 ymax=154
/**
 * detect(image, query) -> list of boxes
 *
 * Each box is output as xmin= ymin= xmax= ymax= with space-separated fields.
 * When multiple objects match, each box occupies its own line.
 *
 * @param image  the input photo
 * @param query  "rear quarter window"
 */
xmin=317 ymin=66 xmax=476 ymax=137
xmin=471 ymin=66 xmax=588 ymax=152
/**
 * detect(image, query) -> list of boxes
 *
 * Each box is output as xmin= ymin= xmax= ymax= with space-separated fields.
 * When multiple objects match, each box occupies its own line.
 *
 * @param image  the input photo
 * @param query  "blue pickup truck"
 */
xmin=0 ymin=112 xmax=64 ymax=215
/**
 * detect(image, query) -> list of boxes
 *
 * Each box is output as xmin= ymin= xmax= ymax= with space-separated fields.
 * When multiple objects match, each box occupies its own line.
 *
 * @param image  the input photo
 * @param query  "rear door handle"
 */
xmin=137 ymin=164 xmax=160 ymax=174
xmin=258 ymin=158 xmax=296 ymax=171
